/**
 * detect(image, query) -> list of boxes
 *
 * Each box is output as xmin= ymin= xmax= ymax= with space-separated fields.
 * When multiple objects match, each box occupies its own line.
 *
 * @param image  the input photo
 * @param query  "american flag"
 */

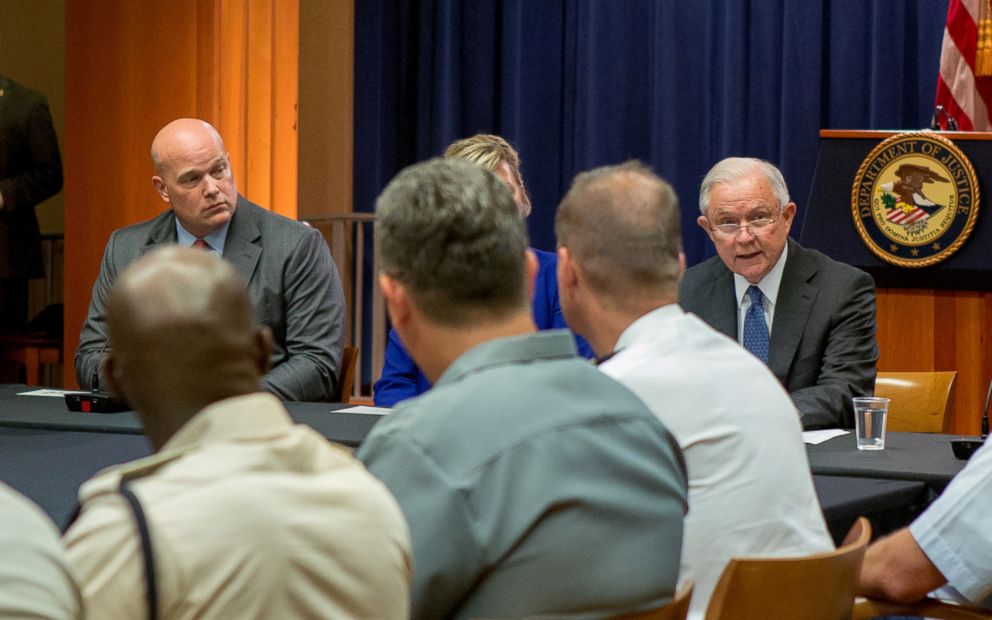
xmin=886 ymin=204 xmax=929 ymax=225
xmin=936 ymin=0 xmax=992 ymax=130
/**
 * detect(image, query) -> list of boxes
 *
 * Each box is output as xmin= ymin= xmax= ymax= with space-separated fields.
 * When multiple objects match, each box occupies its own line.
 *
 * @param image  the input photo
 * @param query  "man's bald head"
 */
xmin=150 ymin=118 xmax=239 ymax=239
xmin=150 ymin=118 xmax=225 ymax=175
xmin=104 ymin=246 xmax=270 ymax=443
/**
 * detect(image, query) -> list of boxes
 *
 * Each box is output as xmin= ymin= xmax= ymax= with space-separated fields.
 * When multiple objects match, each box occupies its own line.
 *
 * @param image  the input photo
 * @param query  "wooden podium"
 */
xmin=799 ymin=130 xmax=992 ymax=435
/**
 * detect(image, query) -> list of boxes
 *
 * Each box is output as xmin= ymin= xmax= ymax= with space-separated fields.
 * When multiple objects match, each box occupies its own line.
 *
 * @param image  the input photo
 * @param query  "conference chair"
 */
xmin=613 ymin=581 xmax=693 ymax=620
xmin=874 ymin=371 xmax=957 ymax=433
xmin=702 ymin=517 xmax=871 ymax=620
xmin=332 ymin=346 xmax=359 ymax=403
xmin=851 ymin=598 xmax=992 ymax=619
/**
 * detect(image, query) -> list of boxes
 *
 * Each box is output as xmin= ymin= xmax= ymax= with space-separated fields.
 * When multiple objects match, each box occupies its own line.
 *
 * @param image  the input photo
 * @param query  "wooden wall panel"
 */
xmin=64 ymin=0 xmax=299 ymax=387
xmin=876 ymin=288 xmax=992 ymax=435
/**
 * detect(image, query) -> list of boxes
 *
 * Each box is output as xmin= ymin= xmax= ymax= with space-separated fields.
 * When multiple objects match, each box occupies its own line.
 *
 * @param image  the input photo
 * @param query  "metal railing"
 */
xmin=304 ymin=214 xmax=384 ymax=401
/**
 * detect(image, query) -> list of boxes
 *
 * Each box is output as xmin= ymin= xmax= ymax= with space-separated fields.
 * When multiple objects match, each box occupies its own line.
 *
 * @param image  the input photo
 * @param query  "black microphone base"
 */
xmin=950 ymin=438 xmax=985 ymax=461
xmin=65 ymin=392 xmax=129 ymax=413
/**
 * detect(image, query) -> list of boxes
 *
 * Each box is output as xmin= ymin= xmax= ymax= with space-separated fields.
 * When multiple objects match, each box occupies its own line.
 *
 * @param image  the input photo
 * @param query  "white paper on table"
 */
xmin=802 ymin=429 xmax=849 ymax=445
xmin=17 ymin=389 xmax=78 ymax=398
xmin=335 ymin=405 xmax=391 ymax=416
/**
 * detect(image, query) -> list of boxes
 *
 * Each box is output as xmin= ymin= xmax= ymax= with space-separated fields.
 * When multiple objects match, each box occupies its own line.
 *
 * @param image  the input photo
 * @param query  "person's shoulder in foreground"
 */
xmin=859 ymin=438 xmax=992 ymax=609
xmin=0 ymin=482 xmax=81 ymax=620
xmin=358 ymin=157 xmax=687 ymax=620
xmin=679 ymin=156 xmax=878 ymax=430
xmin=64 ymin=245 xmax=410 ymax=620
xmin=554 ymin=160 xmax=832 ymax=619
xmin=74 ymin=117 xmax=343 ymax=402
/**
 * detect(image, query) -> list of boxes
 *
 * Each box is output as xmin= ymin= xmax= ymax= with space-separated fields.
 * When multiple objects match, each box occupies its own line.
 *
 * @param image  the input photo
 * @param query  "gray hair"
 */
xmin=698 ymin=157 xmax=790 ymax=215
xmin=556 ymin=161 xmax=682 ymax=301
xmin=375 ymin=158 xmax=529 ymax=326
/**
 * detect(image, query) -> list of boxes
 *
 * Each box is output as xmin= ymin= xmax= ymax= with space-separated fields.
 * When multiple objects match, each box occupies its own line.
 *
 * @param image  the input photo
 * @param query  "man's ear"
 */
xmin=696 ymin=215 xmax=714 ymax=239
xmin=524 ymin=249 xmax=538 ymax=300
xmin=254 ymin=326 xmax=275 ymax=376
xmin=678 ymin=251 xmax=687 ymax=280
xmin=556 ymin=246 xmax=578 ymax=292
xmin=380 ymin=273 xmax=412 ymax=329
xmin=152 ymin=176 xmax=171 ymax=203
xmin=782 ymin=201 xmax=798 ymax=231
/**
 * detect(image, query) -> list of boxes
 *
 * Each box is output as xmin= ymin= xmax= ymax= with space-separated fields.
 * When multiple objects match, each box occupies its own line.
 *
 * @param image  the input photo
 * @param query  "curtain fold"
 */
xmin=355 ymin=0 xmax=947 ymax=265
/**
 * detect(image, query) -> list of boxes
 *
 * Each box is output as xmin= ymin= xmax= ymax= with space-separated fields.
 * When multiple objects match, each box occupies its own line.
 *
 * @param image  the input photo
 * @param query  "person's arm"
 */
xmin=0 ymin=94 xmax=63 ymax=215
xmin=792 ymin=270 xmax=878 ymax=429
xmin=373 ymin=329 xmax=431 ymax=407
xmin=357 ymin=432 xmax=481 ymax=620
xmin=859 ymin=528 xmax=947 ymax=604
xmin=75 ymin=234 xmax=121 ymax=390
xmin=260 ymin=227 xmax=344 ymax=402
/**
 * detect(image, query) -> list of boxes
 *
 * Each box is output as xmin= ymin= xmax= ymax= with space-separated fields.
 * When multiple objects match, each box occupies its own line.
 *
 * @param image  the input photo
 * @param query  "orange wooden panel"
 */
xmin=64 ymin=1 xmax=300 ymax=387
xmin=876 ymin=287 xmax=992 ymax=435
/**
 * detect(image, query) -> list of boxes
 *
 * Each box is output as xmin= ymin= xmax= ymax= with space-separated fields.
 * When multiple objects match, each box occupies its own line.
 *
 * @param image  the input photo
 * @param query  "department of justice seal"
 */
xmin=851 ymin=131 xmax=979 ymax=267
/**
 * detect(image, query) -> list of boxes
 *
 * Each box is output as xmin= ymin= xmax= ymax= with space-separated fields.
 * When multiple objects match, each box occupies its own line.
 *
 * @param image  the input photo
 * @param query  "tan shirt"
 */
xmin=64 ymin=393 xmax=411 ymax=619
xmin=0 ymin=482 xmax=81 ymax=619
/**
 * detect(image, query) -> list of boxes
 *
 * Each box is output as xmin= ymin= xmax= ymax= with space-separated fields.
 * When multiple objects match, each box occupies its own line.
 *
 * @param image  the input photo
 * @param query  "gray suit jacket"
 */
xmin=75 ymin=196 xmax=344 ymax=401
xmin=679 ymin=239 xmax=878 ymax=429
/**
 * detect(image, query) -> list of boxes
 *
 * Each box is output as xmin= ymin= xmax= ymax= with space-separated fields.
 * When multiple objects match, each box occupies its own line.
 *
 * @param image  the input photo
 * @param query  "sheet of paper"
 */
xmin=17 ymin=389 xmax=79 ymax=398
xmin=335 ymin=405 xmax=391 ymax=416
xmin=802 ymin=429 xmax=849 ymax=445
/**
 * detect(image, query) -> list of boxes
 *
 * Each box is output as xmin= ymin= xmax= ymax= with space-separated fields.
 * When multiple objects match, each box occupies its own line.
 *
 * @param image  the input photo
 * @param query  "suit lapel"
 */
xmin=768 ymin=240 xmax=817 ymax=381
xmin=701 ymin=262 xmax=738 ymax=339
xmin=140 ymin=210 xmax=180 ymax=255
xmin=221 ymin=196 xmax=262 ymax=283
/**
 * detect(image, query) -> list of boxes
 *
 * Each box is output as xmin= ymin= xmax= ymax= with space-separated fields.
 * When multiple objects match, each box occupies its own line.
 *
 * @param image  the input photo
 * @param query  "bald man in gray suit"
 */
xmin=75 ymin=118 xmax=343 ymax=401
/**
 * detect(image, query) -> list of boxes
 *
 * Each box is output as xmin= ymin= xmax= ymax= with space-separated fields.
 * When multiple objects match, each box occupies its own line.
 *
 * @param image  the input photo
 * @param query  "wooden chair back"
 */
xmin=852 ymin=598 xmax=992 ymax=619
xmin=332 ymin=346 xmax=359 ymax=403
xmin=703 ymin=517 xmax=871 ymax=620
xmin=612 ymin=581 xmax=693 ymax=620
xmin=874 ymin=371 xmax=957 ymax=433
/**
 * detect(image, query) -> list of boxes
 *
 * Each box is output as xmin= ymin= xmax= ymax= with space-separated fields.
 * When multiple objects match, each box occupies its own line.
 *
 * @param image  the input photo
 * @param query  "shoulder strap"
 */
xmin=120 ymin=478 xmax=158 ymax=620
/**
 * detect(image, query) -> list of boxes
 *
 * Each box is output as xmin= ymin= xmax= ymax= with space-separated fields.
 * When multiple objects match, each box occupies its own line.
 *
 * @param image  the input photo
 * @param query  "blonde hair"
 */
xmin=444 ymin=134 xmax=532 ymax=216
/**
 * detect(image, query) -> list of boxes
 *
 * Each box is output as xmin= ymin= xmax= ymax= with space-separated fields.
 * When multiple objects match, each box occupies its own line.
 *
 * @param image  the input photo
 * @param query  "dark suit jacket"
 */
xmin=0 ymin=76 xmax=63 ymax=279
xmin=75 ymin=196 xmax=345 ymax=401
xmin=679 ymin=239 xmax=878 ymax=429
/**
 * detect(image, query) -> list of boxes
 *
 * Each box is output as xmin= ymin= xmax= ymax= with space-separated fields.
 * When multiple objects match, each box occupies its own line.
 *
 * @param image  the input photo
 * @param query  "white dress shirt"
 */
xmin=601 ymin=304 xmax=833 ymax=619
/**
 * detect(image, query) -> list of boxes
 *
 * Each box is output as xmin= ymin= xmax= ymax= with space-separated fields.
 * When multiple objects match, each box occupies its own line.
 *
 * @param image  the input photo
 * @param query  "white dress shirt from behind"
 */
xmin=0 ymin=482 xmax=81 ymax=619
xmin=600 ymin=304 xmax=833 ymax=620
xmin=64 ymin=393 xmax=411 ymax=620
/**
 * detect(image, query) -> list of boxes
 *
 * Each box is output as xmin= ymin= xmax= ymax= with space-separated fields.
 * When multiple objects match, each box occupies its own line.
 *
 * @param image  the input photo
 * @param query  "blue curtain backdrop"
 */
xmin=354 ymin=0 xmax=947 ymax=266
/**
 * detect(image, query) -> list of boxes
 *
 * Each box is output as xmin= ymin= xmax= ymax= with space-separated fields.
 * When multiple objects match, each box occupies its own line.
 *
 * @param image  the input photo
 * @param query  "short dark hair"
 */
xmin=375 ymin=158 xmax=529 ymax=326
xmin=556 ymin=161 xmax=682 ymax=302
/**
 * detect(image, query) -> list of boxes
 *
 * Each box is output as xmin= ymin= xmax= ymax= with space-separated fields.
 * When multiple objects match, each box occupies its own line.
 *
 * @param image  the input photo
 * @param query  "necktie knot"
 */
xmin=748 ymin=285 xmax=763 ymax=308
xmin=192 ymin=238 xmax=211 ymax=251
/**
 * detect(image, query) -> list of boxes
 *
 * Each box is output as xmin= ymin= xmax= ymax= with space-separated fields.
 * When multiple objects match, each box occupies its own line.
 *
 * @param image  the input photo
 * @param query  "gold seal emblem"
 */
xmin=851 ymin=131 xmax=979 ymax=267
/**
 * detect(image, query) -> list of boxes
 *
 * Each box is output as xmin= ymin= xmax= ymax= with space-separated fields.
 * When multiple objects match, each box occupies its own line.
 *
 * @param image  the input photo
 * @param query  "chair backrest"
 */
xmin=852 ymin=598 xmax=992 ymax=619
xmin=333 ymin=346 xmax=359 ymax=403
xmin=612 ymin=581 xmax=693 ymax=620
xmin=703 ymin=517 xmax=871 ymax=620
xmin=874 ymin=371 xmax=957 ymax=433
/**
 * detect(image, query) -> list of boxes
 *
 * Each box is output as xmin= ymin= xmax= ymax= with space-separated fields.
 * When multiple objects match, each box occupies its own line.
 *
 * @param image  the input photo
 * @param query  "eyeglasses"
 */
xmin=709 ymin=217 xmax=778 ymax=239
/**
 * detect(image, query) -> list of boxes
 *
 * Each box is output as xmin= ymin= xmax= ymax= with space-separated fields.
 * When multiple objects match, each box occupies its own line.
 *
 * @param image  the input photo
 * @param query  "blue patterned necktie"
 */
xmin=743 ymin=285 xmax=769 ymax=364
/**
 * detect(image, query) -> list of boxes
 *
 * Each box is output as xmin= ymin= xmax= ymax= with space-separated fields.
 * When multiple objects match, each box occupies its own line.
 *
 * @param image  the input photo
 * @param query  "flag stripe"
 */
xmin=935 ymin=0 xmax=992 ymax=130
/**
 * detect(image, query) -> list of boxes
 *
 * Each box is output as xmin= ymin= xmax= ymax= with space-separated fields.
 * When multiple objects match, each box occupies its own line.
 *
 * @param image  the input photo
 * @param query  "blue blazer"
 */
xmin=374 ymin=249 xmax=593 ymax=406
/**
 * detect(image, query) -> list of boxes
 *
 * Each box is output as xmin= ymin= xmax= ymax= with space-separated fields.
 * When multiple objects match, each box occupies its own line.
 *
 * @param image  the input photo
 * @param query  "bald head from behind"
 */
xmin=555 ymin=161 xmax=683 ymax=355
xmin=103 ymin=246 xmax=272 ymax=450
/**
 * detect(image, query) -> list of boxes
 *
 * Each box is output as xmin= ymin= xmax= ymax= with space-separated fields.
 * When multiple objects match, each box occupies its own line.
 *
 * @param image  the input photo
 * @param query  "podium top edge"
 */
xmin=820 ymin=129 xmax=992 ymax=140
